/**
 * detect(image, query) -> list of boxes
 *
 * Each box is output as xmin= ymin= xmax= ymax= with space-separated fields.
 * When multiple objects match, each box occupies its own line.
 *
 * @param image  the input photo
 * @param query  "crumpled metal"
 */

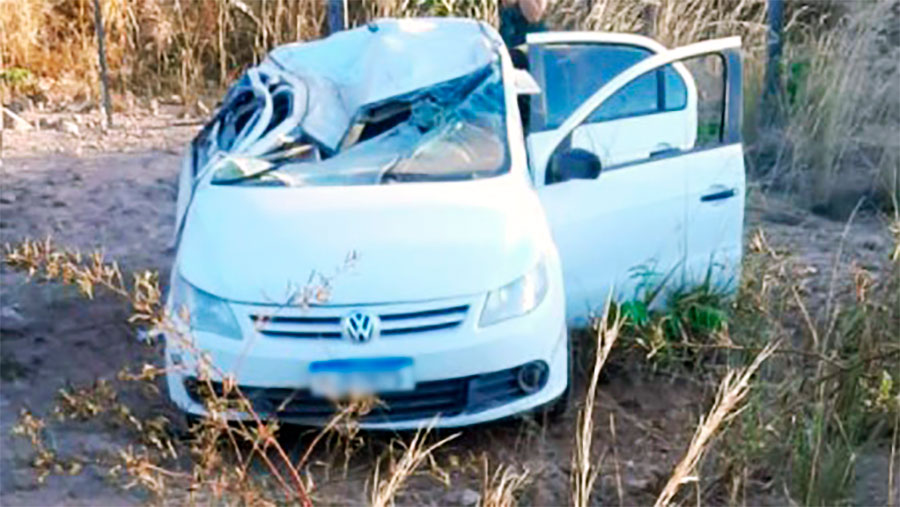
xmin=191 ymin=18 xmax=509 ymax=187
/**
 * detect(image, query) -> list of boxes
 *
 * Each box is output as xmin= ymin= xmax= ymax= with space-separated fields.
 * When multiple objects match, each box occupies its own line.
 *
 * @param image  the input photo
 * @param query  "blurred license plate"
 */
xmin=309 ymin=358 xmax=414 ymax=398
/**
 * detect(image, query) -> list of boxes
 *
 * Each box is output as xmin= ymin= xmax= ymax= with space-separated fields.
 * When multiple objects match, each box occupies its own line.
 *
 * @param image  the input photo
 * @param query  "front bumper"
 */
xmin=164 ymin=290 xmax=567 ymax=429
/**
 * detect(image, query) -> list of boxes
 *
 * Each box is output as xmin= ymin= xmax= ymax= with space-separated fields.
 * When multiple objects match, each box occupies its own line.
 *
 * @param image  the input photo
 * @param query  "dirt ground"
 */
xmin=0 ymin=109 xmax=895 ymax=506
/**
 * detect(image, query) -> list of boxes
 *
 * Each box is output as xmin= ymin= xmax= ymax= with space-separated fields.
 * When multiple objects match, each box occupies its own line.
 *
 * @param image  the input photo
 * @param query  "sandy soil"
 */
xmin=0 ymin=109 xmax=895 ymax=506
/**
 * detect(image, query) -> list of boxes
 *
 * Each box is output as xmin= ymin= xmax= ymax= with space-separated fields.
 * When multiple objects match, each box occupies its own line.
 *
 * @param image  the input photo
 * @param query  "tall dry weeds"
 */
xmin=772 ymin=0 xmax=900 ymax=213
xmin=653 ymin=341 xmax=777 ymax=507
xmin=480 ymin=456 xmax=531 ymax=507
xmin=571 ymin=303 xmax=622 ymax=507
xmin=0 ymin=238 xmax=410 ymax=504
xmin=705 ymin=222 xmax=899 ymax=504
xmin=546 ymin=0 xmax=768 ymax=50
xmin=4 ymin=237 xmax=317 ymax=504
xmin=1 ymin=0 xmax=769 ymax=102
xmin=369 ymin=421 xmax=458 ymax=507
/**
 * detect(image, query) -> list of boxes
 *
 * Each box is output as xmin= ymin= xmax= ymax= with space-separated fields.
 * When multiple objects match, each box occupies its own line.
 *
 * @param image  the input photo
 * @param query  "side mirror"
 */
xmin=548 ymin=148 xmax=601 ymax=184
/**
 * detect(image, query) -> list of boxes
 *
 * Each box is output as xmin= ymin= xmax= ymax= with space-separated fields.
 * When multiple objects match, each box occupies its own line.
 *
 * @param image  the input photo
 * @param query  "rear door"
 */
xmin=526 ymin=36 xmax=745 ymax=324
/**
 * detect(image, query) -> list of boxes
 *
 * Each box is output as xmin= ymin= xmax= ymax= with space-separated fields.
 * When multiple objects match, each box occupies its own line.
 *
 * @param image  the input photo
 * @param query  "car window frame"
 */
xmin=525 ymin=37 xmax=743 ymax=186
xmin=528 ymin=42 xmax=690 ymax=131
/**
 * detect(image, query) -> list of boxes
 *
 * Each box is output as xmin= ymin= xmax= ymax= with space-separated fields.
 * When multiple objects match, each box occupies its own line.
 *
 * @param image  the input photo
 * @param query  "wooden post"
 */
xmin=641 ymin=2 xmax=658 ymax=38
xmin=327 ymin=0 xmax=347 ymax=35
xmin=92 ymin=0 xmax=113 ymax=128
xmin=763 ymin=0 xmax=784 ymax=124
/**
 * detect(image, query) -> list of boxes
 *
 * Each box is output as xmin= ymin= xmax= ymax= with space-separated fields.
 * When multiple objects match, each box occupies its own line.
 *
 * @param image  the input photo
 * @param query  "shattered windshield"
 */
xmin=191 ymin=30 xmax=508 ymax=187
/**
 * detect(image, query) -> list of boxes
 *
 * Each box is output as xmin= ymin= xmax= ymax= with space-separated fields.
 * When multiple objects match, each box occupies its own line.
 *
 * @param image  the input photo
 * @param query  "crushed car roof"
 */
xmin=188 ymin=16 xmax=509 ymax=195
xmin=265 ymin=18 xmax=503 ymax=150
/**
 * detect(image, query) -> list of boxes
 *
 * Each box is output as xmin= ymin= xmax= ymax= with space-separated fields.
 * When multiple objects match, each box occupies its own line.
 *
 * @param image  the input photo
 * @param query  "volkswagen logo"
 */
xmin=342 ymin=311 xmax=378 ymax=343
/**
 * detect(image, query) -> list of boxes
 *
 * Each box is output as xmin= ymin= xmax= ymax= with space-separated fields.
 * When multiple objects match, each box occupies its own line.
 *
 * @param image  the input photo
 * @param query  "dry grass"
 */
xmin=4 ymin=219 xmax=899 ymax=505
xmin=480 ymin=457 xmax=531 ymax=507
xmin=0 ymin=0 xmax=494 ymax=101
xmin=601 ymin=216 xmax=899 ymax=504
xmin=0 ymin=0 xmax=329 ymax=100
xmin=571 ymin=302 xmax=622 ymax=507
xmin=369 ymin=422 xmax=458 ymax=507
xmin=546 ymin=0 xmax=768 ymax=49
xmin=3 ymin=2 xmax=899 ymax=502
xmin=653 ymin=342 xmax=777 ymax=507
xmin=763 ymin=0 xmax=900 ymax=214
xmin=0 ymin=0 xmax=768 ymax=101
xmin=715 ymin=223 xmax=898 ymax=504
xmin=5 ymin=237 xmax=316 ymax=503
xmin=6 ymin=0 xmax=892 ymax=210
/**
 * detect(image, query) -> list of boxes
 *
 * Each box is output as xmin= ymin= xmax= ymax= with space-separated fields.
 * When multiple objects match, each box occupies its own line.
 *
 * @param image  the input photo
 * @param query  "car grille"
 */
xmin=468 ymin=368 xmax=527 ymax=412
xmin=249 ymin=304 xmax=470 ymax=340
xmin=184 ymin=362 xmax=545 ymax=423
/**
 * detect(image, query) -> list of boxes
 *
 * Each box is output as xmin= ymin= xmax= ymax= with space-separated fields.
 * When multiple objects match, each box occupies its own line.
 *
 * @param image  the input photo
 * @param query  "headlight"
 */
xmin=170 ymin=273 xmax=242 ymax=339
xmin=480 ymin=259 xmax=548 ymax=327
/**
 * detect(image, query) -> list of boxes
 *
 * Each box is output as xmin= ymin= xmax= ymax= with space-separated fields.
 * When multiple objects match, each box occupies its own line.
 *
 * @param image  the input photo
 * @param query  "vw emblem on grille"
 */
xmin=342 ymin=311 xmax=378 ymax=343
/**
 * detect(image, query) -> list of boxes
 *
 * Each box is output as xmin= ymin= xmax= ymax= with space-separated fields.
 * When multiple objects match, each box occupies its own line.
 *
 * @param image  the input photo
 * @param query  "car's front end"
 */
xmin=164 ymin=18 xmax=568 ymax=429
xmin=165 ymin=249 xmax=567 ymax=429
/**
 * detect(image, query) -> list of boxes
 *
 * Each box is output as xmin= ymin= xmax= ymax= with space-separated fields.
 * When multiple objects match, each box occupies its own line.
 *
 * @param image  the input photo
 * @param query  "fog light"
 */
xmin=516 ymin=361 xmax=549 ymax=394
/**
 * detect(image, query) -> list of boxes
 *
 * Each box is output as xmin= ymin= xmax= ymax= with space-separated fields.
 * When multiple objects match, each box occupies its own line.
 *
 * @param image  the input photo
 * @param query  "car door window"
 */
xmin=539 ymin=44 xmax=690 ymax=128
xmin=664 ymin=65 xmax=688 ymax=110
xmin=685 ymin=55 xmax=726 ymax=147
xmin=541 ymin=44 xmax=652 ymax=129
xmin=588 ymin=70 xmax=658 ymax=122
xmin=533 ymin=42 xmax=694 ymax=170
xmin=589 ymin=63 xmax=689 ymax=123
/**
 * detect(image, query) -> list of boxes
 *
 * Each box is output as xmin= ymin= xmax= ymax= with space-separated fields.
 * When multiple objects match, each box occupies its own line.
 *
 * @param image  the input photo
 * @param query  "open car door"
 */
xmin=524 ymin=32 xmax=698 ymax=168
xmin=526 ymin=36 xmax=745 ymax=325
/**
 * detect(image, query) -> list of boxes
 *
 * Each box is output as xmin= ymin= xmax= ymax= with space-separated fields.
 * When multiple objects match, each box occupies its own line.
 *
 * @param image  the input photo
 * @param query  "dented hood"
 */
xmin=177 ymin=175 xmax=548 ymax=304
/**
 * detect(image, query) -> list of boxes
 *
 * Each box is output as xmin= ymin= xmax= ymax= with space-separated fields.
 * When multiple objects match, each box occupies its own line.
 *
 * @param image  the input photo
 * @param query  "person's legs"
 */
xmin=509 ymin=47 xmax=528 ymax=70
xmin=508 ymin=47 xmax=532 ymax=132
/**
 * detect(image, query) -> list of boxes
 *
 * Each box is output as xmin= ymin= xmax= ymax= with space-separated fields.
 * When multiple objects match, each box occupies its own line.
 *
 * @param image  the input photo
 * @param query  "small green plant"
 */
xmin=662 ymin=283 xmax=730 ymax=340
xmin=617 ymin=265 xmax=733 ymax=370
xmin=0 ymin=66 xmax=37 ymax=97
xmin=0 ymin=66 xmax=33 ymax=85
xmin=785 ymin=58 xmax=811 ymax=107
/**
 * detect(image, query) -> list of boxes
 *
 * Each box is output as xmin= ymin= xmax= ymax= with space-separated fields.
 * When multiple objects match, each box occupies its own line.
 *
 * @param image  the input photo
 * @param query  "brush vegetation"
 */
xmin=2 ymin=0 xmax=899 ymax=504
xmin=613 ymin=225 xmax=900 ymax=504
xmin=4 ymin=218 xmax=898 ymax=505
xmin=1 ymin=0 xmax=896 ymax=215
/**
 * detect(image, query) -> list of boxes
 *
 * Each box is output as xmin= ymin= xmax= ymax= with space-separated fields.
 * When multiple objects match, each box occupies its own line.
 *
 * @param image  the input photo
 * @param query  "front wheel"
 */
xmin=184 ymin=413 xmax=204 ymax=432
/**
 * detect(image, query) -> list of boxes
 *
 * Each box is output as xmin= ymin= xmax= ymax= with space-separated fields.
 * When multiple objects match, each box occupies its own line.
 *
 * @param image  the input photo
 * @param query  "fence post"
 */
xmin=327 ymin=0 xmax=347 ymax=35
xmin=763 ymin=0 xmax=784 ymax=125
xmin=641 ymin=1 xmax=658 ymax=38
xmin=92 ymin=0 xmax=113 ymax=128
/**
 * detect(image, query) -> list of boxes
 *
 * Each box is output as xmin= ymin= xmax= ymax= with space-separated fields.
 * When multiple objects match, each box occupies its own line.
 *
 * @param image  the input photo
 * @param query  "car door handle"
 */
xmin=700 ymin=188 xmax=736 ymax=202
xmin=650 ymin=147 xmax=680 ymax=158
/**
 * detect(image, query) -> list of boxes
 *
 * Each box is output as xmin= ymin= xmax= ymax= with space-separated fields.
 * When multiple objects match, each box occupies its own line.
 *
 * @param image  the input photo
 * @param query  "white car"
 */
xmin=165 ymin=18 xmax=745 ymax=429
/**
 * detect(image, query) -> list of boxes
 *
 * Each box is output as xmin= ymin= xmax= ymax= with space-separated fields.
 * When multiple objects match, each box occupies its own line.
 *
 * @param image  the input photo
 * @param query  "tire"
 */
xmin=184 ymin=413 xmax=203 ymax=430
xmin=173 ymin=412 xmax=204 ymax=440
